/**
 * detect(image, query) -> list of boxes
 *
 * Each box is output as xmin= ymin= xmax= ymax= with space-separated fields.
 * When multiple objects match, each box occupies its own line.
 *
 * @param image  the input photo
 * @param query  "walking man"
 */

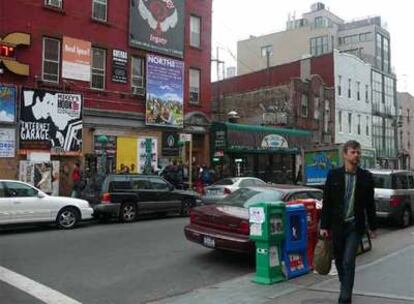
xmin=320 ymin=140 xmax=377 ymax=304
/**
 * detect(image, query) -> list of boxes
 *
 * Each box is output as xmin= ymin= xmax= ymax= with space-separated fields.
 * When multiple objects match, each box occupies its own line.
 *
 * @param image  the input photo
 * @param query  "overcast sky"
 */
xmin=211 ymin=0 xmax=413 ymax=95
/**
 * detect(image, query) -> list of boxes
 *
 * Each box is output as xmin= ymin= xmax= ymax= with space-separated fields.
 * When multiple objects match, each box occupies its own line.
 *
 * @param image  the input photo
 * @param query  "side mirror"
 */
xmin=37 ymin=192 xmax=46 ymax=198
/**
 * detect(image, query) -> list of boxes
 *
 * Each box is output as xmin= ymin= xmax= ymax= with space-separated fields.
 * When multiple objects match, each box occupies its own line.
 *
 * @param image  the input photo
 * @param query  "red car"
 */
xmin=184 ymin=185 xmax=323 ymax=253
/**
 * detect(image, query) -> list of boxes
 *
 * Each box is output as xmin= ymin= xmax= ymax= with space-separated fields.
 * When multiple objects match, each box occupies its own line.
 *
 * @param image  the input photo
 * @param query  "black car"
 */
xmin=88 ymin=174 xmax=201 ymax=222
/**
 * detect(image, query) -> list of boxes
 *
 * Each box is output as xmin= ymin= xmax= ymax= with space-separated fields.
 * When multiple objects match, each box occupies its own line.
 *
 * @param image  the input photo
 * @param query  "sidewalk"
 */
xmin=147 ymin=226 xmax=414 ymax=304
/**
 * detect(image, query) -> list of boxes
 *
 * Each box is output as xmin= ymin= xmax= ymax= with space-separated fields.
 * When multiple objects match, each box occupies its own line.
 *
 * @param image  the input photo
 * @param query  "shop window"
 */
xmin=189 ymin=68 xmax=200 ymax=104
xmin=91 ymin=47 xmax=106 ymax=89
xmin=131 ymin=56 xmax=145 ymax=95
xmin=42 ymin=37 xmax=60 ymax=83
xmin=92 ymin=0 xmax=107 ymax=22
xmin=190 ymin=15 xmax=201 ymax=48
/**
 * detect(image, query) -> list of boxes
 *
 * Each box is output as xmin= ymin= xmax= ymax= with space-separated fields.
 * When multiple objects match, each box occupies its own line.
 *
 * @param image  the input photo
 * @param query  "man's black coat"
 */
xmin=320 ymin=167 xmax=377 ymax=235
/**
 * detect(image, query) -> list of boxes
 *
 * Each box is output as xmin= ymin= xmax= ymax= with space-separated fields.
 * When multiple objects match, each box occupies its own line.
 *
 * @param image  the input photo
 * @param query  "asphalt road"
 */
xmin=0 ymin=216 xmax=254 ymax=304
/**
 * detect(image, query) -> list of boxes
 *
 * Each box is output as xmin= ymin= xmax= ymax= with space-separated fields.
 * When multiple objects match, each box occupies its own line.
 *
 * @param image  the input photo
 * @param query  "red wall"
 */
xmin=1 ymin=0 xmax=211 ymax=116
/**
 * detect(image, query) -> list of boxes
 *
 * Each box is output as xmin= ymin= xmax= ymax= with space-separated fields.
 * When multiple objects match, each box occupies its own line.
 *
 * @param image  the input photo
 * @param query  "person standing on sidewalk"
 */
xmin=320 ymin=140 xmax=377 ymax=304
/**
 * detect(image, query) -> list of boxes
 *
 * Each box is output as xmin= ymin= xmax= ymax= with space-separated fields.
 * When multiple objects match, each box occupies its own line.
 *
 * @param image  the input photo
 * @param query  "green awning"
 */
xmin=223 ymin=122 xmax=312 ymax=137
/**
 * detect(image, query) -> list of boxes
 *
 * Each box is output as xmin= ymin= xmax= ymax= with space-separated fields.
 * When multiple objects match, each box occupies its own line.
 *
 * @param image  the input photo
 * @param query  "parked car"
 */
xmin=0 ymin=180 xmax=93 ymax=229
xmin=185 ymin=184 xmax=323 ymax=253
xmin=369 ymin=169 xmax=414 ymax=228
xmin=201 ymin=177 xmax=267 ymax=205
xmin=90 ymin=174 xmax=201 ymax=222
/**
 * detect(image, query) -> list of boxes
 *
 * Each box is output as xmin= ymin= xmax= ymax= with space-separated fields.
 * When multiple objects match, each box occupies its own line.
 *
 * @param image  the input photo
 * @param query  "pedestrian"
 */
xmin=320 ymin=140 xmax=377 ymax=304
xmin=71 ymin=162 xmax=81 ymax=197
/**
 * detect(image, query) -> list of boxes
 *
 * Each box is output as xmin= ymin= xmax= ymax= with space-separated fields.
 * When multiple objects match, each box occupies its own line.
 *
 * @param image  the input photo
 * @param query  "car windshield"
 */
xmin=212 ymin=178 xmax=236 ymax=186
xmin=217 ymin=188 xmax=283 ymax=208
xmin=372 ymin=174 xmax=392 ymax=189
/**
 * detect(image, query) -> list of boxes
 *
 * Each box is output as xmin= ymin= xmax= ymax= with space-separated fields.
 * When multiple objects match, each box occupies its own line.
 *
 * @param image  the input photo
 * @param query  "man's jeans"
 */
xmin=333 ymin=222 xmax=362 ymax=303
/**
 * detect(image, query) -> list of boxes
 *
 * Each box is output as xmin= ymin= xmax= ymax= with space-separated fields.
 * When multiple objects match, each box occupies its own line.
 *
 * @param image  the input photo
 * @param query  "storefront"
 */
xmin=211 ymin=122 xmax=312 ymax=183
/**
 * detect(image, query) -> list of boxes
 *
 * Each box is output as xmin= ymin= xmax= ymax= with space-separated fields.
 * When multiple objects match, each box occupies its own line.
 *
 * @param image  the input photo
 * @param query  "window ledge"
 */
xmin=188 ymin=102 xmax=202 ymax=107
xmin=90 ymin=17 xmax=111 ymax=27
xmin=189 ymin=45 xmax=202 ymax=51
xmin=43 ymin=5 xmax=65 ymax=15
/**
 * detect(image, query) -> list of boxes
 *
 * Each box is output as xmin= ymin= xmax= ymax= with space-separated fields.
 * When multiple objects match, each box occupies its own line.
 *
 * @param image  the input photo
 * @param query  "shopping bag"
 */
xmin=313 ymin=237 xmax=333 ymax=275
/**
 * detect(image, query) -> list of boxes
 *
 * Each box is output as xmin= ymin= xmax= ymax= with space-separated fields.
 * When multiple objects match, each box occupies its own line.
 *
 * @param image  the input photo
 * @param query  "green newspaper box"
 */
xmin=249 ymin=201 xmax=286 ymax=284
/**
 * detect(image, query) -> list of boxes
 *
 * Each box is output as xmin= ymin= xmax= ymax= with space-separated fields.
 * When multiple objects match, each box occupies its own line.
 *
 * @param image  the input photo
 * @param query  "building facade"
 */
xmin=397 ymin=92 xmax=414 ymax=169
xmin=0 ymin=0 xmax=212 ymax=194
xmin=237 ymin=2 xmax=398 ymax=167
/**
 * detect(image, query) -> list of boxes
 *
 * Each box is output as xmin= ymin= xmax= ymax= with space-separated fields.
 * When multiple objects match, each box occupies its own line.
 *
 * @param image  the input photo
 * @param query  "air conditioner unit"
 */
xmin=131 ymin=87 xmax=145 ymax=96
xmin=46 ymin=0 xmax=62 ymax=7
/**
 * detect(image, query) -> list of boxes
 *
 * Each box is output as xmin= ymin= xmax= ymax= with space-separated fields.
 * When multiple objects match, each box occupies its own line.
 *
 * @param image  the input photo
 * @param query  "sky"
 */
xmin=211 ymin=0 xmax=413 ymax=95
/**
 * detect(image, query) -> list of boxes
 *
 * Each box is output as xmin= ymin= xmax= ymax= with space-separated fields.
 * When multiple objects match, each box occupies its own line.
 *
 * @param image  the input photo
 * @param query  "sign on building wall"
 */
xmin=112 ymin=49 xmax=128 ymax=83
xmin=162 ymin=132 xmax=179 ymax=156
xmin=20 ymin=88 xmax=83 ymax=153
xmin=129 ymin=0 xmax=185 ymax=58
xmin=62 ymin=36 xmax=91 ymax=81
xmin=19 ymin=161 xmax=60 ymax=195
xmin=0 ymin=85 xmax=16 ymax=122
xmin=146 ymin=54 xmax=184 ymax=128
xmin=303 ymin=150 xmax=339 ymax=185
xmin=0 ymin=128 xmax=15 ymax=158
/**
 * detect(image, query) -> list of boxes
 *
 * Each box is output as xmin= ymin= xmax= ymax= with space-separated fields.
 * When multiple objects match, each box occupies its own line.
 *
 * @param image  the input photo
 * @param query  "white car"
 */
xmin=0 ymin=180 xmax=94 ymax=229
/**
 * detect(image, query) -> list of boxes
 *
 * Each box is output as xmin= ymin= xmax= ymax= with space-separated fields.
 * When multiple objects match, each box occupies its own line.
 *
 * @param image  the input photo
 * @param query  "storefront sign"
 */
xmin=112 ymin=49 xmax=128 ymax=83
xmin=213 ymin=130 xmax=226 ymax=149
xmin=20 ymin=88 xmax=83 ymax=153
xmin=146 ymin=54 xmax=184 ymax=128
xmin=0 ymin=128 xmax=15 ymax=158
xmin=129 ymin=0 xmax=185 ymax=58
xmin=162 ymin=132 xmax=179 ymax=156
xmin=0 ymin=32 xmax=30 ymax=76
xmin=62 ymin=36 xmax=91 ymax=81
xmin=0 ymin=85 xmax=16 ymax=122
xmin=261 ymin=134 xmax=288 ymax=148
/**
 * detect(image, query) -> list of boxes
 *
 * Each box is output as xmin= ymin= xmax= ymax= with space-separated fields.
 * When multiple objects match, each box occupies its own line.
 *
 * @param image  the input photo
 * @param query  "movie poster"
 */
xmin=0 ymin=85 xmax=16 ymax=122
xmin=145 ymin=54 xmax=184 ymax=128
xmin=19 ymin=161 xmax=60 ymax=196
xmin=20 ymin=88 xmax=82 ymax=153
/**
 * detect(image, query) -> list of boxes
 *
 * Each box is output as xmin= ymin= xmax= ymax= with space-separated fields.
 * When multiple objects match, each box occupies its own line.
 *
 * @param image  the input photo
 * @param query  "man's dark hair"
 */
xmin=342 ymin=140 xmax=361 ymax=153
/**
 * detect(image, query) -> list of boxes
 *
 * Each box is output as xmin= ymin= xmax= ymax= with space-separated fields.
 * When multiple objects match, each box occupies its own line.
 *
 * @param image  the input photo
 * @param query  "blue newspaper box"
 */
xmin=281 ymin=204 xmax=309 ymax=279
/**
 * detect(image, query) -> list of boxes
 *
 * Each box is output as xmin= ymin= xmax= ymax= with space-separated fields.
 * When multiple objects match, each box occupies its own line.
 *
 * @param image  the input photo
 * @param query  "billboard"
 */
xmin=145 ymin=54 xmax=184 ymax=128
xmin=112 ymin=49 xmax=128 ymax=83
xmin=129 ymin=0 xmax=185 ymax=58
xmin=20 ymin=88 xmax=83 ymax=153
xmin=304 ymin=150 xmax=339 ymax=185
xmin=62 ymin=36 xmax=91 ymax=81
xmin=0 ymin=85 xmax=16 ymax=122
xmin=0 ymin=128 xmax=15 ymax=158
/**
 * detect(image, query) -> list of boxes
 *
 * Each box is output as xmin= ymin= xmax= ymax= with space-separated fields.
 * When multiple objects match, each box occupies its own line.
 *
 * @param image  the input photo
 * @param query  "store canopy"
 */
xmin=223 ymin=122 xmax=312 ymax=137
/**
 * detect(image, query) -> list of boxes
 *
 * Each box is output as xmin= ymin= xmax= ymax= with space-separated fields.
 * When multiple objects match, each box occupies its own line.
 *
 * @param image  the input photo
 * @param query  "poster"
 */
xmin=112 ymin=49 xmax=128 ymax=83
xmin=62 ymin=36 xmax=91 ymax=81
xmin=304 ymin=150 xmax=339 ymax=185
xmin=249 ymin=207 xmax=265 ymax=224
xmin=19 ymin=161 xmax=60 ymax=195
xmin=20 ymin=88 xmax=82 ymax=153
xmin=138 ymin=137 xmax=158 ymax=174
xmin=129 ymin=0 xmax=185 ymax=58
xmin=0 ymin=85 xmax=16 ymax=122
xmin=162 ymin=132 xmax=179 ymax=156
xmin=146 ymin=54 xmax=184 ymax=128
xmin=116 ymin=137 xmax=138 ymax=173
xmin=0 ymin=128 xmax=15 ymax=158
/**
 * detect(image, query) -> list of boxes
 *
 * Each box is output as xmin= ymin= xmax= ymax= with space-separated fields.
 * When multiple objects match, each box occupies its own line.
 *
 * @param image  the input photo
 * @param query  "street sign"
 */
xmin=179 ymin=133 xmax=192 ymax=142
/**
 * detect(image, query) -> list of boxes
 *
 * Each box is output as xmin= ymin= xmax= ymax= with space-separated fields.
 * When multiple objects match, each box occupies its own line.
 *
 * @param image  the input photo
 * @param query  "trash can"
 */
xmin=249 ymin=201 xmax=286 ymax=284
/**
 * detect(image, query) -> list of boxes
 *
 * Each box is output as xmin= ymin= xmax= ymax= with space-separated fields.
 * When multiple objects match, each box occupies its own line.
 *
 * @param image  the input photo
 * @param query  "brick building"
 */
xmin=0 ymin=0 xmax=212 ymax=194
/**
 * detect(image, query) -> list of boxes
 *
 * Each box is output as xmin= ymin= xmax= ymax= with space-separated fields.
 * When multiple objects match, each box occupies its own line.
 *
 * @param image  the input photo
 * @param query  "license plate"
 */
xmin=208 ymin=190 xmax=219 ymax=195
xmin=203 ymin=236 xmax=215 ymax=248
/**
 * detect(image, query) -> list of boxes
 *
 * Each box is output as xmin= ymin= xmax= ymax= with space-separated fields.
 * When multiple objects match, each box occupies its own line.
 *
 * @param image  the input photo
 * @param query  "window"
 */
xmin=42 ymin=37 xmax=60 ymax=83
xmin=400 ymin=130 xmax=403 ymax=149
xmin=357 ymin=81 xmax=361 ymax=101
xmin=301 ymin=95 xmax=309 ymax=118
xmin=357 ymin=114 xmax=361 ymax=135
xmin=91 ymin=47 xmax=106 ymax=89
xmin=4 ymin=182 xmax=38 ymax=197
xmin=365 ymin=84 xmax=369 ymax=103
xmin=261 ymin=45 xmax=272 ymax=57
xmin=314 ymin=16 xmax=327 ymax=28
xmin=190 ymin=15 xmax=201 ymax=48
xmin=310 ymin=35 xmax=329 ymax=56
xmin=348 ymin=78 xmax=352 ymax=98
xmin=338 ymin=110 xmax=343 ymax=133
xmin=45 ymin=0 xmax=62 ymax=8
xmin=408 ymin=109 xmax=410 ymax=123
xmin=314 ymin=97 xmax=319 ymax=119
xmin=109 ymin=176 xmax=131 ymax=191
xmin=92 ymin=0 xmax=107 ymax=22
xmin=337 ymin=75 xmax=342 ymax=96
xmin=131 ymin=176 xmax=151 ymax=190
xmin=131 ymin=56 xmax=145 ymax=93
xmin=359 ymin=32 xmax=372 ymax=42
xmin=0 ymin=183 xmax=4 ymax=198
xmin=348 ymin=113 xmax=352 ymax=134
xmin=366 ymin=116 xmax=370 ymax=136
xmin=189 ymin=68 xmax=200 ymax=104
xmin=393 ymin=174 xmax=408 ymax=190
xmin=150 ymin=177 xmax=169 ymax=190
xmin=324 ymin=100 xmax=330 ymax=133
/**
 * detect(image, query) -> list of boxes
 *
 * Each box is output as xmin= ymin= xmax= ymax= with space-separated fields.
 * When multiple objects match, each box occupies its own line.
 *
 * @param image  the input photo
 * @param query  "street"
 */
xmin=0 ymin=216 xmax=253 ymax=304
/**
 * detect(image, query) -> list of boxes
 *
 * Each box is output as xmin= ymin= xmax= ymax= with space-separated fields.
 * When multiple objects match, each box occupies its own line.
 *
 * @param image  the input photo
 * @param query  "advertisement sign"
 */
xmin=304 ymin=150 xmax=339 ymax=185
xmin=62 ymin=36 xmax=91 ymax=81
xmin=112 ymin=49 xmax=128 ymax=83
xmin=145 ymin=54 xmax=184 ymax=128
xmin=116 ymin=137 xmax=138 ymax=173
xmin=129 ymin=0 xmax=185 ymax=58
xmin=162 ymin=132 xmax=179 ymax=156
xmin=261 ymin=134 xmax=288 ymax=148
xmin=0 ymin=128 xmax=15 ymax=158
xmin=0 ymin=85 xmax=16 ymax=122
xmin=20 ymin=88 xmax=83 ymax=153
xmin=19 ymin=160 xmax=60 ymax=195
xmin=138 ymin=137 xmax=158 ymax=173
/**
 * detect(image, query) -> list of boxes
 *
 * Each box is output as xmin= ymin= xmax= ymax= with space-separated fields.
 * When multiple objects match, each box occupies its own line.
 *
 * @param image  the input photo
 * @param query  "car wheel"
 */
xmin=56 ymin=207 xmax=79 ymax=229
xmin=119 ymin=202 xmax=137 ymax=222
xmin=180 ymin=199 xmax=194 ymax=216
xmin=400 ymin=207 xmax=411 ymax=228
